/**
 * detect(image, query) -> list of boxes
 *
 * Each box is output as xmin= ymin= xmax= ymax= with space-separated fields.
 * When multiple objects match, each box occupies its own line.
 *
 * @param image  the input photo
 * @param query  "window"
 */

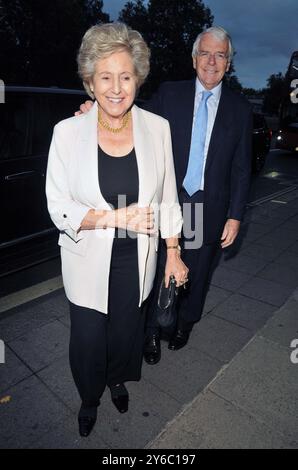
xmin=30 ymin=92 xmax=88 ymax=156
xmin=0 ymin=93 xmax=32 ymax=160
xmin=0 ymin=90 xmax=88 ymax=160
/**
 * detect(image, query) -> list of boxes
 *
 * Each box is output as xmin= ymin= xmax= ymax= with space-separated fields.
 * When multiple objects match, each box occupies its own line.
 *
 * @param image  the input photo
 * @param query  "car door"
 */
xmin=0 ymin=91 xmax=50 ymax=246
xmin=0 ymin=89 xmax=88 ymax=248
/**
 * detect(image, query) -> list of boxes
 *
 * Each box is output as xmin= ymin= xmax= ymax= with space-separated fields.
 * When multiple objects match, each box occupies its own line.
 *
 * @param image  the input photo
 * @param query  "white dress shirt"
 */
xmin=193 ymin=78 xmax=222 ymax=190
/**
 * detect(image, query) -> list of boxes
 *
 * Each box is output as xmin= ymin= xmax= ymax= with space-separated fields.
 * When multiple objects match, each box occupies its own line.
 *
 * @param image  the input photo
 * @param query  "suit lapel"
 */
xmin=179 ymin=79 xmax=196 ymax=180
xmin=132 ymin=105 xmax=158 ymax=296
xmin=205 ymin=83 xmax=232 ymax=172
xmin=75 ymin=101 xmax=111 ymax=210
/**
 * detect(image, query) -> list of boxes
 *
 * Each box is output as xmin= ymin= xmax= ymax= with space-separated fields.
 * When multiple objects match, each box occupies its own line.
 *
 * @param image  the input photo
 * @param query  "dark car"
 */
xmin=252 ymin=113 xmax=272 ymax=173
xmin=0 ymin=86 xmax=88 ymax=275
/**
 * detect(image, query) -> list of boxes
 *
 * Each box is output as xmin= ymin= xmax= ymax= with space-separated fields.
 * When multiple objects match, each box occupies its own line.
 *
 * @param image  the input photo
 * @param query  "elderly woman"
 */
xmin=46 ymin=22 xmax=188 ymax=437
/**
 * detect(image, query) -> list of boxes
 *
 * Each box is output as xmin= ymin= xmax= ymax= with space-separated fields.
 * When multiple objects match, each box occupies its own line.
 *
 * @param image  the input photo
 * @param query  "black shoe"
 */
xmin=110 ymin=384 xmax=129 ymax=414
xmin=168 ymin=329 xmax=190 ymax=351
xmin=112 ymin=394 xmax=129 ymax=413
xmin=78 ymin=416 xmax=96 ymax=437
xmin=144 ymin=334 xmax=161 ymax=365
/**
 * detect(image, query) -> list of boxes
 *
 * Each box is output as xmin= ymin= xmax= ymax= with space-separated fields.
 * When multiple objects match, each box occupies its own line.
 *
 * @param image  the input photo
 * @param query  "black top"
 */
xmin=98 ymin=145 xmax=139 ymax=240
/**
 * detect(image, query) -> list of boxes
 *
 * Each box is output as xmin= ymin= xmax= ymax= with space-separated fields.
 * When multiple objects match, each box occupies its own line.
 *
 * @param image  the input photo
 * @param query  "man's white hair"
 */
xmin=192 ymin=26 xmax=233 ymax=61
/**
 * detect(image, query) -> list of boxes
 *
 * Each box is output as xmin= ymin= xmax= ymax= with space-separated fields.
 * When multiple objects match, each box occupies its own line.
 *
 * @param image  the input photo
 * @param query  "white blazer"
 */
xmin=46 ymin=102 xmax=182 ymax=313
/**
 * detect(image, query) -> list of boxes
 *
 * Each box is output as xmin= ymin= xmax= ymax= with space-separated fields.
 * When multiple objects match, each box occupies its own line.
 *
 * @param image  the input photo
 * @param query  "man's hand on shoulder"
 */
xmin=74 ymin=100 xmax=94 ymax=116
xmin=221 ymin=218 xmax=241 ymax=248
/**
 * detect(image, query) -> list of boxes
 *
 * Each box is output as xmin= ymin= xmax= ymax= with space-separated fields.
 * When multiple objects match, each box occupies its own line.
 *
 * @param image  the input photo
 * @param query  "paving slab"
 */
xmin=143 ymin=343 xmax=223 ymax=403
xmin=202 ymin=285 xmax=232 ymax=316
xmin=0 ymin=375 xmax=72 ymax=449
xmin=274 ymin=249 xmax=298 ymax=268
xmin=31 ymin=416 xmax=109 ymax=449
xmin=211 ymin=293 xmax=276 ymax=332
xmin=255 ymin=232 xmax=298 ymax=250
xmin=260 ymin=297 xmax=298 ymax=349
xmin=248 ymin=213 xmax=288 ymax=229
xmin=210 ymin=336 xmax=298 ymax=442
xmin=0 ymin=291 xmax=68 ymax=343
xmin=257 ymin=261 xmax=298 ymax=288
xmin=240 ymin=242 xmax=289 ymax=262
xmin=188 ymin=314 xmax=254 ymax=363
xmin=210 ymin=266 xmax=252 ymax=291
xmin=219 ymin=253 xmax=269 ymax=275
xmin=37 ymin=355 xmax=78 ymax=412
xmin=9 ymin=320 xmax=70 ymax=372
xmin=238 ymin=277 xmax=294 ymax=307
xmin=0 ymin=346 xmax=33 ymax=394
xmin=288 ymin=241 xmax=298 ymax=254
xmin=148 ymin=390 xmax=298 ymax=449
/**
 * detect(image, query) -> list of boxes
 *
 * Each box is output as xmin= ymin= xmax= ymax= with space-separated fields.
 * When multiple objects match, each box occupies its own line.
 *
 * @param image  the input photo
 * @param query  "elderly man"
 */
xmin=143 ymin=26 xmax=252 ymax=363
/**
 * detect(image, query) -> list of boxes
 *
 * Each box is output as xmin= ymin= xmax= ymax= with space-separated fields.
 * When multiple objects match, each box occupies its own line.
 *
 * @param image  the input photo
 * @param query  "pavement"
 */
xmin=1 ymin=185 xmax=298 ymax=449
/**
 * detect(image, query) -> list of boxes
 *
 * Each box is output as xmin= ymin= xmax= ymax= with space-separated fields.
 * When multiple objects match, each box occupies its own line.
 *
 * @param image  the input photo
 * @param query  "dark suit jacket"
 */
xmin=144 ymin=79 xmax=253 ymax=244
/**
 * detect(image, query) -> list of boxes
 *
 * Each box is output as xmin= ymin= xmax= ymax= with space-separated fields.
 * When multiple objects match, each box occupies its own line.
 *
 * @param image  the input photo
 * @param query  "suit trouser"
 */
xmin=69 ymin=238 xmax=145 ymax=410
xmin=146 ymin=190 xmax=219 ymax=335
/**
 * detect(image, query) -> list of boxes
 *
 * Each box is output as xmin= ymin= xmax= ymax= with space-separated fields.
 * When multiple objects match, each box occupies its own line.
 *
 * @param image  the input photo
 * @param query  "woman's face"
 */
xmin=90 ymin=50 xmax=137 ymax=120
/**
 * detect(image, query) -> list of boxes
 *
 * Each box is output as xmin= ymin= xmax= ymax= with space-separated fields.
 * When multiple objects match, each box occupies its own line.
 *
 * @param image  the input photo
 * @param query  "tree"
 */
xmin=224 ymin=74 xmax=243 ymax=93
xmin=0 ymin=0 xmax=109 ymax=87
xmin=119 ymin=0 xmax=149 ymax=35
xmin=263 ymin=72 xmax=286 ymax=115
xmin=119 ymin=0 xmax=214 ymax=96
xmin=85 ymin=0 xmax=109 ymax=27
xmin=242 ymin=87 xmax=263 ymax=98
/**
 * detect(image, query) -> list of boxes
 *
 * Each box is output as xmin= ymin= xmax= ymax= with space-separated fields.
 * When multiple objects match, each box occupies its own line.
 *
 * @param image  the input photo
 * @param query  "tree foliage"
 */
xmin=119 ymin=0 xmax=149 ymax=35
xmin=263 ymin=72 xmax=286 ymax=115
xmin=0 ymin=0 xmax=109 ymax=87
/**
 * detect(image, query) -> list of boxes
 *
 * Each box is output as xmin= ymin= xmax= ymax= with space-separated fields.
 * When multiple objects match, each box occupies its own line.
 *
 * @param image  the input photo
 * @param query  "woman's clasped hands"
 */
xmin=115 ymin=204 xmax=156 ymax=235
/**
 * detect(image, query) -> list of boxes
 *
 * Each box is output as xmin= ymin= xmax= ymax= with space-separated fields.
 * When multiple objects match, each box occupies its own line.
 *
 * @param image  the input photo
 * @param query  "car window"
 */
xmin=0 ymin=93 xmax=32 ymax=160
xmin=31 ymin=92 xmax=88 ymax=155
xmin=0 ymin=90 xmax=88 ymax=160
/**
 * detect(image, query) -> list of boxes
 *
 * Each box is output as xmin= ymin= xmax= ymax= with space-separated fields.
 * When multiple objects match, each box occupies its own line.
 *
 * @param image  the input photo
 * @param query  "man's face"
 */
xmin=193 ymin=32 xmax=230 ymax=90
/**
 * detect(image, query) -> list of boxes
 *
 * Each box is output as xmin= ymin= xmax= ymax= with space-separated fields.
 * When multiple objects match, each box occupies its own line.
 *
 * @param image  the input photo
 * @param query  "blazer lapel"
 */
xmin=131 ymin=105 xmax=157 ymax=298
xmin=205 ymin=83 xmax=232 ymax=172
xmin=76 ymin=101 xmax=111 ymax=210
xmin=179 ymin=79 xmax=196 ymax=181
xmin=132 ymin=105 xmax=157 ymax=206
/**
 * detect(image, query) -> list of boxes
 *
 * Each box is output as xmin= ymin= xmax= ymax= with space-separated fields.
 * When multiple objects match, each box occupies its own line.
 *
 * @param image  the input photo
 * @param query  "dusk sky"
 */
xmin=104 ymin=0 xmax=298 ymax=90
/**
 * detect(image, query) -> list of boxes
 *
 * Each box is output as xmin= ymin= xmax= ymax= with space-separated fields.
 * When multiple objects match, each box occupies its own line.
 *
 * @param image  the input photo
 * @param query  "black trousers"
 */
xmin=146 ymin=190 xmax=219 ymax=335
xmin=69 ymin=238 xmax=145 ymax=410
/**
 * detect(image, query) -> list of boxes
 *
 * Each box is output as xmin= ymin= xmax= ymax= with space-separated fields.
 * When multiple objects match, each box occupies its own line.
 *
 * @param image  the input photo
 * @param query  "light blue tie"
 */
xmin=183 ymin=90 xmax=212 ymax=196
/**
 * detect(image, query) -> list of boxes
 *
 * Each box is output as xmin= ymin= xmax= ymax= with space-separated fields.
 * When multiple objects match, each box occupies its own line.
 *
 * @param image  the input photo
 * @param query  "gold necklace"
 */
xmin=98 ymin=110 xmax=131 ymax=133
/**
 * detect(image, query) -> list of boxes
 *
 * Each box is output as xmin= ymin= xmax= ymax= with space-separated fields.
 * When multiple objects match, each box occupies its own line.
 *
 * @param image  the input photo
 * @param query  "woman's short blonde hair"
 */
xmin=77 ymin=22 xmax=150 ymax=98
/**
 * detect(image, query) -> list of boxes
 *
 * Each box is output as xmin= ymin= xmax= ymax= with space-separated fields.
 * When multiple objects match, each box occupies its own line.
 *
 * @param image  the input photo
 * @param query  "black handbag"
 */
xmin=157 ymin=275 xmax=179 ymax=328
